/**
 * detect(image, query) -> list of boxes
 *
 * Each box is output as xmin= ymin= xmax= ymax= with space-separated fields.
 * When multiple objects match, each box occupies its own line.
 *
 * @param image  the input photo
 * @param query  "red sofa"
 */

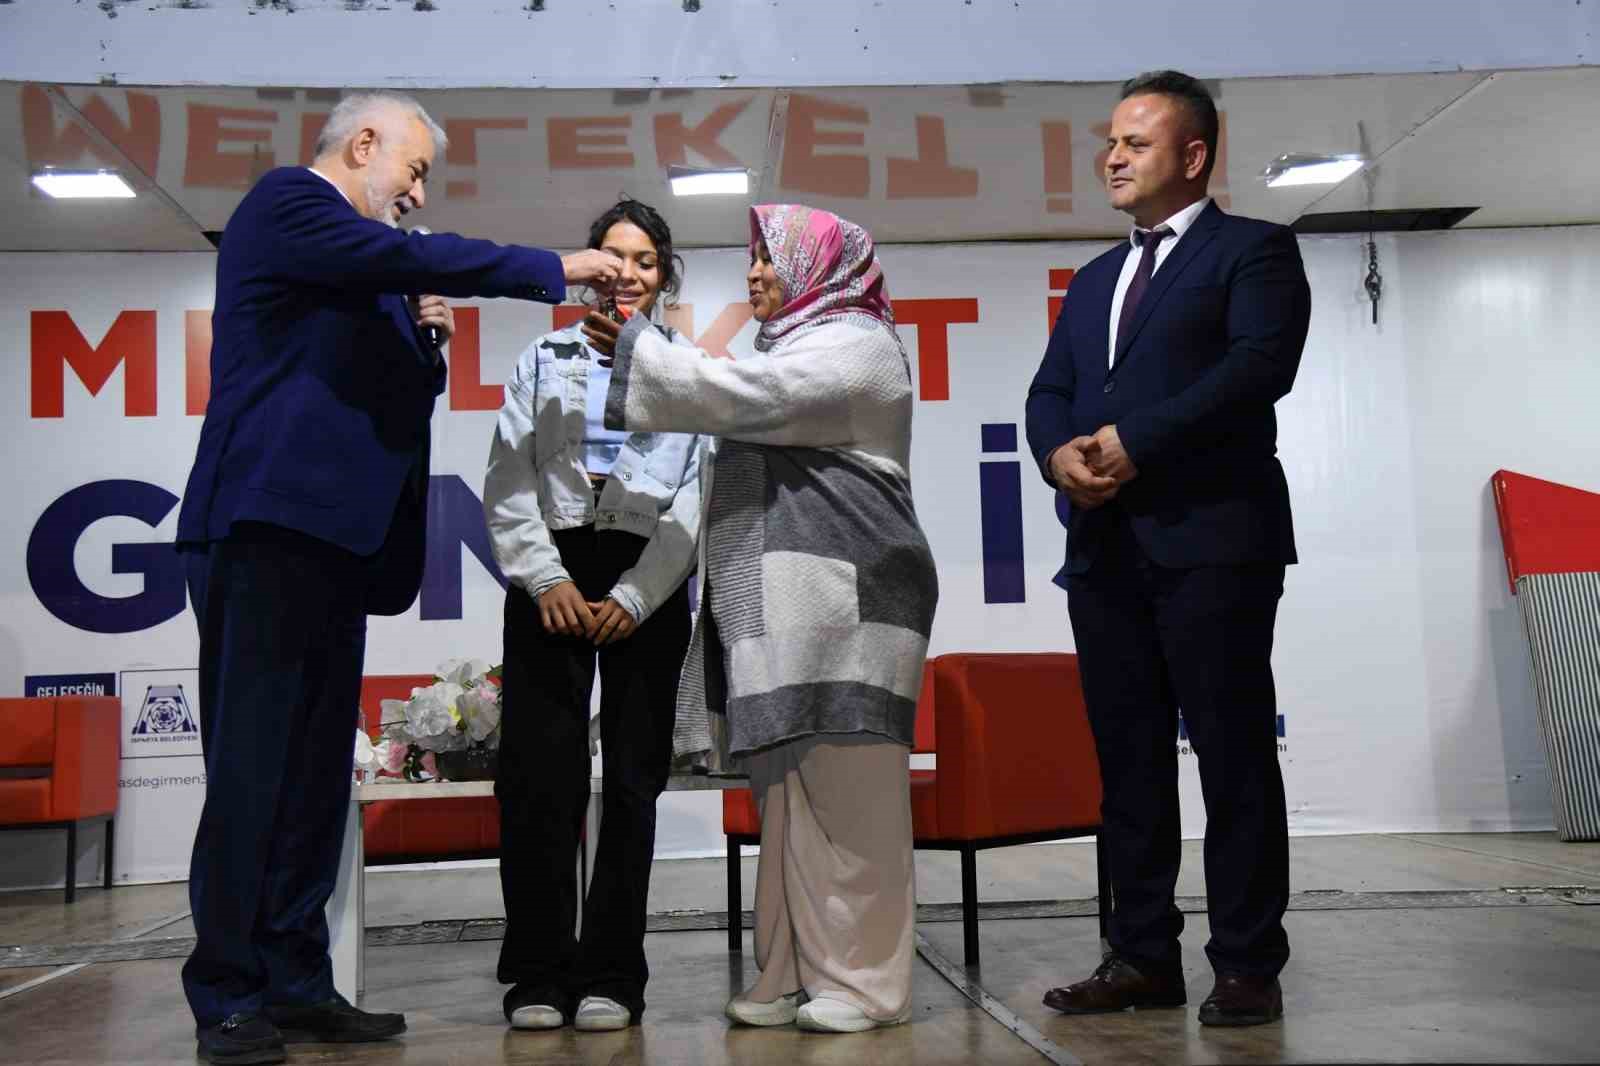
xmin=0 ymin=696 xmax=120 ymax=902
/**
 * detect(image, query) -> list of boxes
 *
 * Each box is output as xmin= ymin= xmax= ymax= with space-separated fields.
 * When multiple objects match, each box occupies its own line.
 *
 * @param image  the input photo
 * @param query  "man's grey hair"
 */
xmin=313 ymin=91 xmax=448 ymax=160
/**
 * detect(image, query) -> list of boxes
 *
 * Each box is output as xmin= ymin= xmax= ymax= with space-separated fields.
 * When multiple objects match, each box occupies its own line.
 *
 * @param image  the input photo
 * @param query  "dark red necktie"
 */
xmin=1115 ymin=225 xmax=1174 ymax=355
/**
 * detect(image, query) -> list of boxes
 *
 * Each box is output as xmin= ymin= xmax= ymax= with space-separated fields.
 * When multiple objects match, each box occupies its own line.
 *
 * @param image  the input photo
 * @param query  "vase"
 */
xmin=434 ymin=746 xmax=498 ymax=782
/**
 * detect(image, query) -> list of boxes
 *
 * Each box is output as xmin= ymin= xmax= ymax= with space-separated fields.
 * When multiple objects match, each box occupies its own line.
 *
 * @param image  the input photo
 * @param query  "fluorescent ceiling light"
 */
xmin=31 ymin=170 xmax=137 ymax=199
xmin=1260 ymin=153 xmax=1364 ymax=188
xmin=668 ymin=166 xmax=749 ymax=197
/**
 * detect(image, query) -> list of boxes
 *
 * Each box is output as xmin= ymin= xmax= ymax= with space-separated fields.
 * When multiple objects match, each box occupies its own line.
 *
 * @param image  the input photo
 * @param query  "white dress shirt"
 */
xmin=1107 ymin=196 xmax=1212 ymax=367
xmin=308 ymin=166 xmax=355 ymax=208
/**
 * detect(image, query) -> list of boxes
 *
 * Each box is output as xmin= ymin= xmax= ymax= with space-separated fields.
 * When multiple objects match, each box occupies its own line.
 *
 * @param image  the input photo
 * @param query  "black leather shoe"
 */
xmin=195 ymin=1013 xmax=286 ymax=1065
xmin=264 ymin=992 xmax=406 ymax=1043
xmin=1042 ymin=954 xmax=1187 ymax=1014
xmin=1198 ymin=974 xmax=1283 ymax=1027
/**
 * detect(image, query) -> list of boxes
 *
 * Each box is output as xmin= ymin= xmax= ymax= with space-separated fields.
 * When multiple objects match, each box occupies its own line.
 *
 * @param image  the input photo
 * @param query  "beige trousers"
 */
xmin=743 ymin=734 xmax=915 ymax=1020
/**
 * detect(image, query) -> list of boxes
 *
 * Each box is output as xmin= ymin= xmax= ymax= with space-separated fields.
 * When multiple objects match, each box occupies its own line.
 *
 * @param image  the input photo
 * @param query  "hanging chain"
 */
xmin=1364 ymin=237 xmax=1382 ymax=325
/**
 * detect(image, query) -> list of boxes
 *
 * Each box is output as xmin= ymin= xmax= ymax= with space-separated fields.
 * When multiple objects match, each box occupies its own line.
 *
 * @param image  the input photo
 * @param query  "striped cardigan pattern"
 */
xmin=606 ymin=313 xmax=938 ymax=769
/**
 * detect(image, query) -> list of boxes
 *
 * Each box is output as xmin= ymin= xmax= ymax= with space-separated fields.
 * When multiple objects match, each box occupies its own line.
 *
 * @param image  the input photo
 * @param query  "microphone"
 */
xmin=410 ymin=225 xmax=444 ymax=349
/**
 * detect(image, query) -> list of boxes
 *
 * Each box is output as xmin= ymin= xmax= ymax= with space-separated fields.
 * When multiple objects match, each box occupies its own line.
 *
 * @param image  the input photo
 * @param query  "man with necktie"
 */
xmin=1025 ymin=70 xmax=1311 ymax=1026
xmin=175 ymin=91 xmax=622 ymax=1064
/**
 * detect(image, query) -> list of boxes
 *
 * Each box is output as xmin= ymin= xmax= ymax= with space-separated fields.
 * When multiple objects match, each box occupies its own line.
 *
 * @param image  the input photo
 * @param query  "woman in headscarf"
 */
xmin=583 ymin=204 xmax=938 ymax=1034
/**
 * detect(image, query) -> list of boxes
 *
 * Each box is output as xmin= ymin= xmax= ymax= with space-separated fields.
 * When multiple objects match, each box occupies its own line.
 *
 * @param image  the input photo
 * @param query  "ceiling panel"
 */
xmin=1299 ymin=68 xmax=1600 ymax=229
xmin=0 ymin=69 xmax=1592 ymax=252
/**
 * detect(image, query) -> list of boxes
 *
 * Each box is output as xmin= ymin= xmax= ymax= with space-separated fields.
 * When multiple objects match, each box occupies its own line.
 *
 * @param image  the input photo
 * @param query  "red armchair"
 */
xmin=0 ymin=696 xmax=120 ymax=902
xmin=723 ymin=653 xmax=1106 ymax=966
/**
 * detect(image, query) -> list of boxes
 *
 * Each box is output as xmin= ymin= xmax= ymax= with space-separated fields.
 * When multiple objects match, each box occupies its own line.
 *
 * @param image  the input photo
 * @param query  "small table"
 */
xmin=327 ymin=772 xmax=747 ymax=1000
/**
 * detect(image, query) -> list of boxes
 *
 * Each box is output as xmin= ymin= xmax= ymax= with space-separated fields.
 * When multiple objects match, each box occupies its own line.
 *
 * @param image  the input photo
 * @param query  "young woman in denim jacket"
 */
xmin=482 ymin=199 xmax=701 ymax=1034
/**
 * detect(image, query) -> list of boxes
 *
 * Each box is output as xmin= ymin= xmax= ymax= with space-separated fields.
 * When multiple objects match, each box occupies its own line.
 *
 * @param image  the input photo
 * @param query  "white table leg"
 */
xmin=327 ymin=794 xmax=364 ymax=1002
xmin=584 ymin=777 xmax=602 ymax=894
xmin=574 ymin=776 xmax=603 ymax=939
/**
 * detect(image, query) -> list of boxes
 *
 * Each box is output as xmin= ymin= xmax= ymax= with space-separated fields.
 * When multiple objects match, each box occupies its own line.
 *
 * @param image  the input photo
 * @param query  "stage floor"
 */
xmin=2 ymin=832 xmax=1596 ymax=1064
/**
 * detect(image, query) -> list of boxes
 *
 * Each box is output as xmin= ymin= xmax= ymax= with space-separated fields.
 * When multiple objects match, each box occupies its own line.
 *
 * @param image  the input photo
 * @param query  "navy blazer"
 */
xmin=1025 ymin=201 xmax=1311 ymax=582
xmin=177 ymin=167 xmax=566 ymax=611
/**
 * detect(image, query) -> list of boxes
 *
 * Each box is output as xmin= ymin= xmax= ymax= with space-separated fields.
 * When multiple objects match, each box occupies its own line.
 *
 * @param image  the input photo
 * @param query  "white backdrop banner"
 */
xmin=4 ymin=227 xmax=1589 ymax=887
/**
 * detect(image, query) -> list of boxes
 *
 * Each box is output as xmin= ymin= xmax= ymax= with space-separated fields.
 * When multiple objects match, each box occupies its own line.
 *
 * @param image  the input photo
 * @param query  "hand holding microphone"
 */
xmin=407 ymin=226 xmax=456 ymax=350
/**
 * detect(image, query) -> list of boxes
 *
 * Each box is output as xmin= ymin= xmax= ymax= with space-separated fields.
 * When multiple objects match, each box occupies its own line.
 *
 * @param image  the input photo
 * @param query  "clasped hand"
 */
xmin=537 ymin=580 xmax=637 ymax=645
xmin=1049 ymin=424 xmax=1138 ymax=510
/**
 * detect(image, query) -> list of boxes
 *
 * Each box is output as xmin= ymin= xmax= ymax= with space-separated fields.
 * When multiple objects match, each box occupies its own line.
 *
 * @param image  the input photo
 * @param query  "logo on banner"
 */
xmin=133 ymin=685 xmax=198 ymax=737
xmin=121 ymin=668 xmax=203 ymax=759
xmin=24 ymin=672 xmax=117 ymax=698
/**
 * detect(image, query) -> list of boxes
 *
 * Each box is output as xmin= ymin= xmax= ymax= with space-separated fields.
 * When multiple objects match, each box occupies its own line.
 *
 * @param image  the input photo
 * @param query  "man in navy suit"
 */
xmin=175 ymin=91 xmax=623 ymax=1064
xmin=1026 ymin=71 xmax=1311 ymax=1027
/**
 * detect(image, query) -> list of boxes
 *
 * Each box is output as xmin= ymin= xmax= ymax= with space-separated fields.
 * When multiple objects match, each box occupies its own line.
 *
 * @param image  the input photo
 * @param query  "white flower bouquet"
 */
xmin=353 ymin=659 xmax=502 ymax=782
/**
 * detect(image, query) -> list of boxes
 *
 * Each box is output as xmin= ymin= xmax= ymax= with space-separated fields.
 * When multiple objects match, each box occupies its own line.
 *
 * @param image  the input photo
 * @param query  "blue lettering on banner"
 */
xmin=421 ymin=474 xmax=509 ymax=621
xmin=1176 ymin=713 xmax=1288 ymax=742
xmin=26 ymin=479 xmax=185 ymax=634
xmin=20 ymin=439 xmax=1068 ymax=631
xmin=979 ymin=422 xmax=1026 ymax=604
xmin=24 ymin=672 xmax=118 ymax=698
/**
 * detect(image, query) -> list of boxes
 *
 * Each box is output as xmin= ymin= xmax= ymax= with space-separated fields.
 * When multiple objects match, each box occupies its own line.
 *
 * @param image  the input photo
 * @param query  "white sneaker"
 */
xmin=796 ymin=997 xmax=910 ymax=1033
xmin=508 ymin=1003 xmax=564 ymax=1030
xmin=725 ymin=989 xmax=806 ymax=1027
xmin=573 ymin=995 xmax=632 ymax=1032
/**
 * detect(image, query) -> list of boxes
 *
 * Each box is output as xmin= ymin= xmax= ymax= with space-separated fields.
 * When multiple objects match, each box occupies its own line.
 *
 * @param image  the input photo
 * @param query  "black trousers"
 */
xmin=1066 ymin=514 xmax=1290 ymax=978
xmin=181 ymin=525 xmax=368 ymax=1028
xmin=495 ymin=526 xmax=691 ymax=1017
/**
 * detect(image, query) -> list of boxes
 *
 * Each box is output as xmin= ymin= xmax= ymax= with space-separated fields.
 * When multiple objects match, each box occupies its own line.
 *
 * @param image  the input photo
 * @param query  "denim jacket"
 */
xmin=483 ymin=323 xmax=701 ymax=623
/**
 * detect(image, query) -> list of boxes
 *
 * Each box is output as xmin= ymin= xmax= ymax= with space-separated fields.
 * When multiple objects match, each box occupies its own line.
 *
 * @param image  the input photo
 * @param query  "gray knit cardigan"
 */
xmin=606 ymin=312 xmax=938 ymax=770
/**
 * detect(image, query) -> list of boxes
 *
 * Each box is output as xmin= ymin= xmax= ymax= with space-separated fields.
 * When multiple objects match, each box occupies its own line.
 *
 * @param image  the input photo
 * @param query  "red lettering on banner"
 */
xmin=688 ymin=303 xmax=754 ymax=359
xmin=185 ymin=104 xmax=278 ymax=188
xmin=886 ymin=116 xmax=977 ymax=199
xmin=780 ymin=95 xmax=869 ymax=199
xmin=299 ymin=112 xmax=329 ymax=166
xmin=548 ymin=116 xmax=634 ymax=169
xmin=552 ymin=305 xmax=587 ymax=331
xmin=185 ymin=310 xmax=212 ymax=415
xmin=891 ymin=298 xmax=979 ymax=402
xmin=553 ymin=303 xmax=750 ymax=358
xmin=1040 ymin=121 xmax=1072 ymax=214
xmin=654 ymin=100 xmax=750 ymax=168
xmin=444 ymin=118 xmax=530 ymax=197
xmin=31 ymin=310 xmax=157 ymax=418
xmin=1047 ymin=269 xmax=1076 ymax=332
xmin=21 ymin=85 xmax=162 ymax=176
xmin=447 ymin=308 xmax=502 ymax=411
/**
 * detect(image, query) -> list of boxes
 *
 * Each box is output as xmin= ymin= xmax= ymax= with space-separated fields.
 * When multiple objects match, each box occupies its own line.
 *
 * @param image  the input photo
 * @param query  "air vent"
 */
xmin=1292 ymin=207 xmax=1478 ymax=234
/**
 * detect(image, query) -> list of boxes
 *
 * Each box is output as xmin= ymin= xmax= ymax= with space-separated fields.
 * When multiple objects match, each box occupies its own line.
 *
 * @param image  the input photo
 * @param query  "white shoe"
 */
xmin=508 ymin=1003 xmax=564 ymax=1030
xmin=796 ymin=997 xmax=910 ymax=1033
xmin=574 ymin=995 xmax=632 ymax=1031
xmin=725 ymin=989 xmax=806 ymax=1027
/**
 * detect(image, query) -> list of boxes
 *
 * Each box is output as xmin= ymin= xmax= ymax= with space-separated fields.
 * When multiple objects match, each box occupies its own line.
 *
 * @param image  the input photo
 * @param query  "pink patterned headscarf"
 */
xmin=749 ymin=204 xmax=893 ymax=352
